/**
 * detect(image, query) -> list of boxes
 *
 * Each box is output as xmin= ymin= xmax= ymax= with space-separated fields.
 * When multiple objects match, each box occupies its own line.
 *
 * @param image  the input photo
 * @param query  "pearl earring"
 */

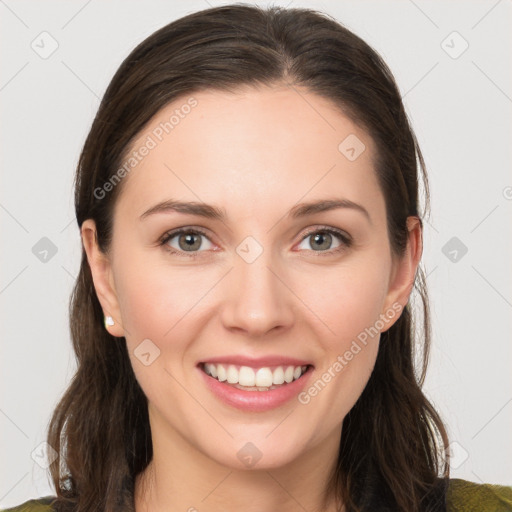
xmin=104 ymin=316 xmax=115 ymax=329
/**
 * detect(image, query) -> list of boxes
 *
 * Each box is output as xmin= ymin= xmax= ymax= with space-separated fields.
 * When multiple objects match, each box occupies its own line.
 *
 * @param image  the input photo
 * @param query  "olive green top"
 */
xmin=2 ymin=478 xmax=511 ymax=511
xmin=446 ymin=479 xmax=512 ymax=511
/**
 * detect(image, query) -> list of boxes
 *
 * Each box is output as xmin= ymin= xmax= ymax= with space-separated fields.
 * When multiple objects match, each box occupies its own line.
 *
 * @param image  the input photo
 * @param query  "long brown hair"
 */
xmin=47 ymin=4 xmax=450 ymax=511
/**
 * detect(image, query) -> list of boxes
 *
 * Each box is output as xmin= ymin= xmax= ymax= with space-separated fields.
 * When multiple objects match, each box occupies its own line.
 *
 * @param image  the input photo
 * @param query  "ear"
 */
xmin=81 ymin=219 xmax=125 ymax=337
xmin=380 ymin=216 xmax=423 ymax=332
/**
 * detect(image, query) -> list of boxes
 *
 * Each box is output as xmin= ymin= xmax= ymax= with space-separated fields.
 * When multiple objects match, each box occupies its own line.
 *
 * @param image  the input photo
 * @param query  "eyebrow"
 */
xmin=139 ymin=198 xmax=371 ymax=223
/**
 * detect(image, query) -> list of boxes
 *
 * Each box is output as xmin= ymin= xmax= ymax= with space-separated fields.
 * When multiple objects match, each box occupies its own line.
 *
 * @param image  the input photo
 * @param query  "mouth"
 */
xmin=198 ymin=362 xmax=313 ymax=392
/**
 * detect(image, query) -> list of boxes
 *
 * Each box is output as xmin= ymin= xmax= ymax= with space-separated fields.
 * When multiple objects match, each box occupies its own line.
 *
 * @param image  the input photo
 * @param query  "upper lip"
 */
xmin=198 ymin=355 xmax=314 ymax=368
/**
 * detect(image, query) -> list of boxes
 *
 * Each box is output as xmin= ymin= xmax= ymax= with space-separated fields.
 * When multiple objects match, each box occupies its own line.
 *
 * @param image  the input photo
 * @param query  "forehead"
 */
xmin=115 ymin=85 xmax=384 ymax=223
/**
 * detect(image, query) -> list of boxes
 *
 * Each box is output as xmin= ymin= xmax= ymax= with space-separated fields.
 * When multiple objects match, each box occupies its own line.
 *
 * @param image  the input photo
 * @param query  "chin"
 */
xmin=199 ymin=432 xmax=307 ymax=471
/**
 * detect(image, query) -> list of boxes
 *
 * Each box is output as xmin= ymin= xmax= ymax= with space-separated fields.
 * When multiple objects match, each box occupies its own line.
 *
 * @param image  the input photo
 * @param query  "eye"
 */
xmin=159 ymin=226 xmax=352 ymax=259
xmin=296 ymin=227 xmax=352 ymax=255
xmin=160 ymin=228 xmax=214 ymax=258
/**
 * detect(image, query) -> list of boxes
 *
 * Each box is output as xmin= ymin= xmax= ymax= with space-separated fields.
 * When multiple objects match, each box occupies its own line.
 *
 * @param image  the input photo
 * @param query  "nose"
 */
xmin=219 ymin=246 xmax=295 ymax=338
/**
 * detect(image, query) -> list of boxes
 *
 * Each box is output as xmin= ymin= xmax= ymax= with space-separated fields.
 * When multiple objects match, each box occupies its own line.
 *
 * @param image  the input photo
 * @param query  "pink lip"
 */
xmin=197 ymin=355 xmax=313 ymax=368
xmin=197 ymin=365 xmax=314 ymax=412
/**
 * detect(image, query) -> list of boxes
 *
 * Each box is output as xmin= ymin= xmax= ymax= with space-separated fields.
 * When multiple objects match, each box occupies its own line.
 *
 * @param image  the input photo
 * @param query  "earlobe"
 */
xmin=81 ymin=219 xmax=125 ymax=337
xmin=381 ymin=216 xmax=423 ymax=331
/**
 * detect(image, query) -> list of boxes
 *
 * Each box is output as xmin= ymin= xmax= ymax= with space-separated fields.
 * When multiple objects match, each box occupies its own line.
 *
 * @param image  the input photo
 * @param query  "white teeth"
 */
xmin=255 ymin=368 xmax=273 ymax=387
xmin=272 ymin=366 xmax=285 ymax=384
xmin=226 ymin=365 xmax=238 ymax=384
xmin=202 ymin=363 xmax=308 ymax=387
xmin=204 ymin=363 xmax=217 ymax=378
xmin=216 ymin=364 xmax=227 ymax=382
xmin=239 ymin=366 xmax=255 ymax=387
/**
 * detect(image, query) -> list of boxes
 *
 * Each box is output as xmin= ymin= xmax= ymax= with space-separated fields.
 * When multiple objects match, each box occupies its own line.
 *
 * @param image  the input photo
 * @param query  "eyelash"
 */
xmin=159 ymin=226 xmax=352 ymax=259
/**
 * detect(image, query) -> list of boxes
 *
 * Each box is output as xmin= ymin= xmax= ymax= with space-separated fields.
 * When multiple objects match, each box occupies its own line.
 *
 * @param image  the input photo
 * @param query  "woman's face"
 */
xmin=83 ymin=84 xmax=419 ymax=471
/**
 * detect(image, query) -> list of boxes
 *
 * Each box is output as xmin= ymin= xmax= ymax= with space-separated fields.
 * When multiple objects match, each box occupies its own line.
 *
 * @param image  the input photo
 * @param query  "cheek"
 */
xmin=298 ymin=257 xmax=391 ymax=345
xmin=113 ymin=254 xmax=222 ymax=384
xmin=294 ymin=258 xmax=390 ymax=416
xmin=114 ymin=259 xmax=204 ymax=399
xmin=114 ymin=248 xmax=210 ymax=337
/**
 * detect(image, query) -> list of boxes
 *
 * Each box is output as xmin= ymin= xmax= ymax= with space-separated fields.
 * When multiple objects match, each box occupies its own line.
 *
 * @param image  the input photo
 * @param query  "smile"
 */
xmin=200 ymin=362 xmax=310 ymax=391
xmin=197 ymin=361 xmax=314 ymax=412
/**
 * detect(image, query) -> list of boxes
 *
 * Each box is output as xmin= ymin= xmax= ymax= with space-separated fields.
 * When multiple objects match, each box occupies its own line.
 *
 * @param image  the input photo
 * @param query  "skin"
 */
xmin=82 ymin=84 xmax=422 ymax=512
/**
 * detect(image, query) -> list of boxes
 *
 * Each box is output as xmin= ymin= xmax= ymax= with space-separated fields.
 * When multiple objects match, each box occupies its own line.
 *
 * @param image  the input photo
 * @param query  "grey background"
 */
xmin=1 ymin=0 xmax=511 ymax=507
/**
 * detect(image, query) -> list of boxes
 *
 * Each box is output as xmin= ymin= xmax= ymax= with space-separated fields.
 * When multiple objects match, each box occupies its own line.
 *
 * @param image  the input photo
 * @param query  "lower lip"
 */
xmin=198 ymin=365 xmax=314 ymax=412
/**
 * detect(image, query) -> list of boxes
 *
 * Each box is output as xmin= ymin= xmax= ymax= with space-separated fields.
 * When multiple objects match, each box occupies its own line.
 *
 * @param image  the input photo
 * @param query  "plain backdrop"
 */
xmin=1 ymin=0 xmax=511 ymax=507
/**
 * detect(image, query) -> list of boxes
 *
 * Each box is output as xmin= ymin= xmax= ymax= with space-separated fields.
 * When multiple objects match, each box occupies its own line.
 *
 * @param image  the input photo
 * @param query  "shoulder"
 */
xmin=447 ymin=478 xmax=512 ymax=511
xmin=0 ymin=496 xmax=57 ymax=512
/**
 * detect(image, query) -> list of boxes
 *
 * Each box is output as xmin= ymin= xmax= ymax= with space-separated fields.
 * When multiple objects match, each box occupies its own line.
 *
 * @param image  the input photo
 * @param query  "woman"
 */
xmin=3 ymin=4 xmax=511 ymax=512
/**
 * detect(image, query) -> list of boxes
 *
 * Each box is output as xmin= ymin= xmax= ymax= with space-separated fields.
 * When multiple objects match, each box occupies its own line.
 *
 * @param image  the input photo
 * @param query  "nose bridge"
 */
xmin=220 ymin=234 xmax=294 ymax=335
